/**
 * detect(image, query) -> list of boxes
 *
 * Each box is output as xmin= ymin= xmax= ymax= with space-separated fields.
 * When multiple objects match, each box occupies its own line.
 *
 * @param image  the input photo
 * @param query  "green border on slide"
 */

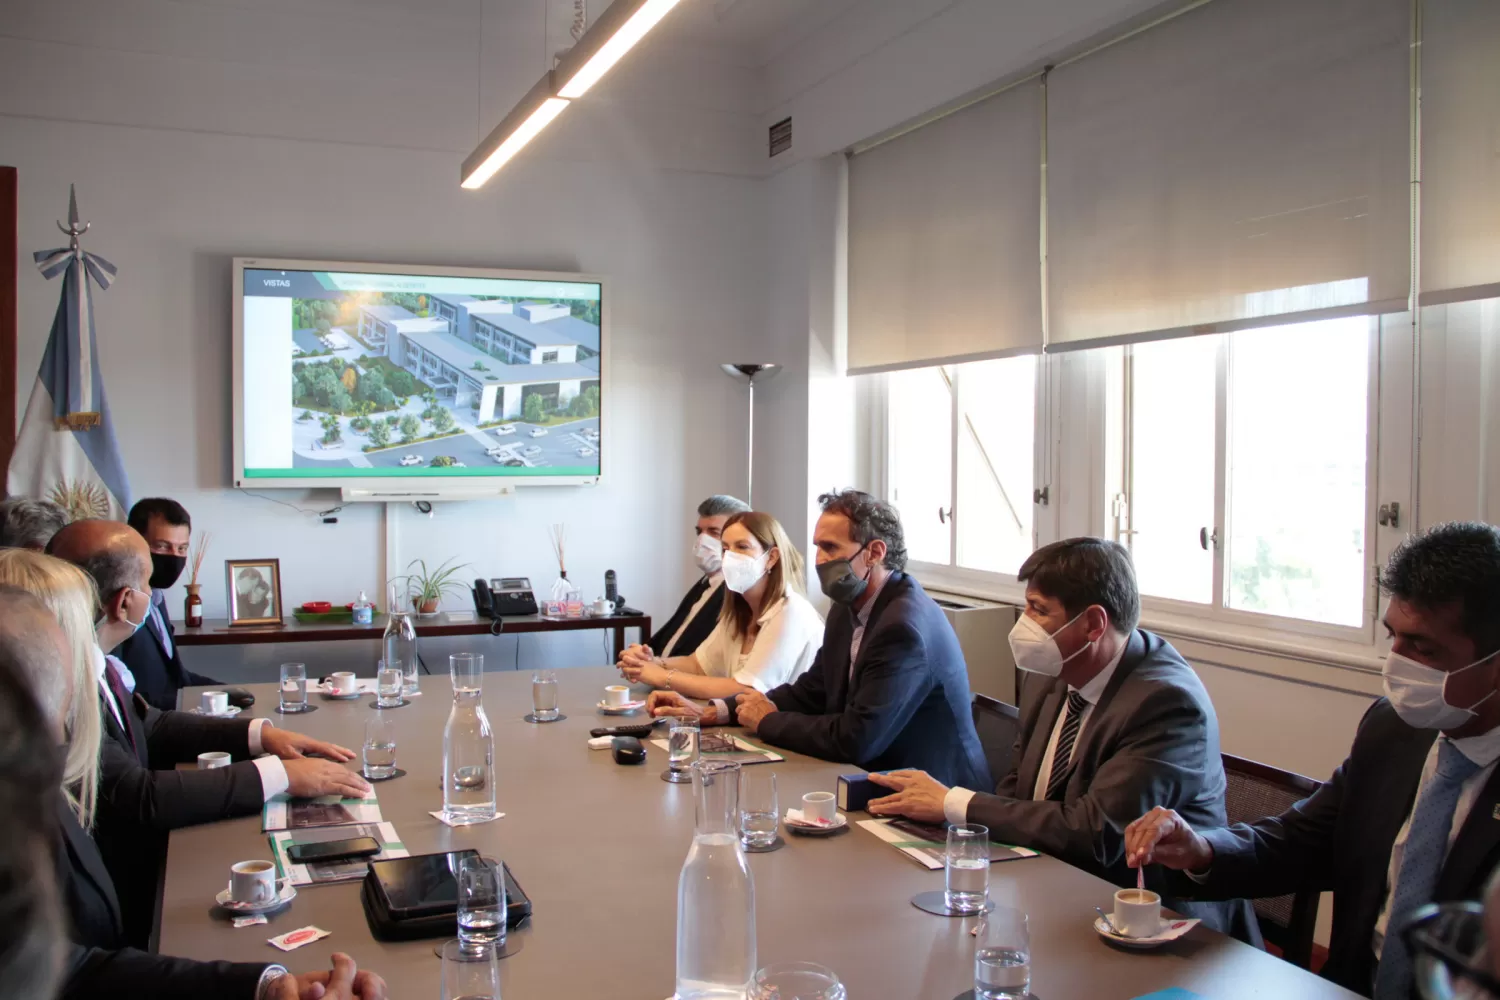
xmin=242 ymin=465 xmax=597 ymax=479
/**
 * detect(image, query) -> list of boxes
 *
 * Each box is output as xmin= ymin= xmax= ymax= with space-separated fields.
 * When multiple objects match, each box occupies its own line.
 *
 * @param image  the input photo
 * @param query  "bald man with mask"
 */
xmin=48 ymin=520 xmax=371 ymax=948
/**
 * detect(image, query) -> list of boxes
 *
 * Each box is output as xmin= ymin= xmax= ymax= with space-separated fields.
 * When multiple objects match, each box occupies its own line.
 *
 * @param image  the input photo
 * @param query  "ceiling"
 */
xmin=641 ymin=0 xmax=866 ymax=65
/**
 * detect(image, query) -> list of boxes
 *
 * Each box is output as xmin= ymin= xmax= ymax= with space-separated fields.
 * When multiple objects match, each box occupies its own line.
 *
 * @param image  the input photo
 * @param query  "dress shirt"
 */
xmin=92 ymin=645 xmax=289 ymax=799
xmin=1371 ymin=725 xmax=1500 ymax=960
xmin=691 ymin=593 xmax=824 ymax=693
xmin=663 ymin=573 xmax=722 ymax=658
xmin=943 ymin=639 xmax=1129 ymax=824
xmin=848 ymin=571 xmax=891 ymax=680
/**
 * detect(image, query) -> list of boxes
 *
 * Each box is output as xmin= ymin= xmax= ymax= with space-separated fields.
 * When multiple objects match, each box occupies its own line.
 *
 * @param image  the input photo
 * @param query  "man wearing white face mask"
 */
xmin=621 ymin=495 xmax=750 ymax=668
xmin=867 ymin=536 xmax=1254 ymax=939
xmin=1126 ymin=522 xmax=1500 ymax=999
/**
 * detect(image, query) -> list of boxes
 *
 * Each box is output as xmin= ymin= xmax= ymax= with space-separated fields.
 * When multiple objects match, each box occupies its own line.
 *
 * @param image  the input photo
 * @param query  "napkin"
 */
xmin=785 ymin=808 xmax=838 ymax=827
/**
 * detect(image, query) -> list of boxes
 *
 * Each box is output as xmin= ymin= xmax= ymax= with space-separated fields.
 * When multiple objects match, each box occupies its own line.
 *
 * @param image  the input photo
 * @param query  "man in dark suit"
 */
xmin=866 ymin=537 xmax=1253 ymax=939
xmin=1126 ymin=521 xmax=1500 ymax=999
xmin=654 ymin=490 xmax=988 ymax=788
xmin=49 ymin=519 xmax=370 ymax=947
xmin=631 ymin=494 xmax=750 ymax=663
xmin=117 ymin=497 xmax=220 ymax=710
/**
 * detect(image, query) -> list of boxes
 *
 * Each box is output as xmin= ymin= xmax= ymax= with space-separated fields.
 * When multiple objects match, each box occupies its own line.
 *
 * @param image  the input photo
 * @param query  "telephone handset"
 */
xmin=472 ymin=579 xmax=495 ymax=618
xmin=472 ymin=577 xmax=539 ymax=618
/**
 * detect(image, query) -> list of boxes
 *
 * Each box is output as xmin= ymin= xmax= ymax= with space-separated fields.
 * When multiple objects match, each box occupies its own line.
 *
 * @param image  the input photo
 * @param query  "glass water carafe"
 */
xmin=384 ymin=580 xmax=418 ymax=695
xmin=676 ymin=759 xmax=755 ymax=1000
xmin=442 ymin=652 xmax=495 ymax=825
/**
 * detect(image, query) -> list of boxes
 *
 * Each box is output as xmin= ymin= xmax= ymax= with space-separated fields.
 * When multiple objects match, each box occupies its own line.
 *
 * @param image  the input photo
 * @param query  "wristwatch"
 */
xmin=255 ymin=964 xmax=291 ymax=1000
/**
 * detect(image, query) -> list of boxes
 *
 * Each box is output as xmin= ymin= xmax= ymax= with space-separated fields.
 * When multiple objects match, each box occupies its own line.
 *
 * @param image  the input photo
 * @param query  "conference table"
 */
xmin=162 ymin=667 xmax=1361 ymax=999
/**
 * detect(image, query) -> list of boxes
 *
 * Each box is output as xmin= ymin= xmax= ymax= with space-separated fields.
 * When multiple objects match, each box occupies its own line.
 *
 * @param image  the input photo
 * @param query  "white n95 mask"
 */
xmin=1383 ymin=648 xmax=1500 ymax=731
xmin=1008 ymin=611 xmax=1092 ymax=677
xmin=720 ymin=550 xmax=769 ymax=595
xmin=693 ymin=534 xmax=723 ymax=576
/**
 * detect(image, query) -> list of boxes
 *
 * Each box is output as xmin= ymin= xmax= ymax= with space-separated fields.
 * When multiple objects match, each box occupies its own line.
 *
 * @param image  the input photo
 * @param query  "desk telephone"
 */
xmin=472 ymin=577 xmax=539 ymax=617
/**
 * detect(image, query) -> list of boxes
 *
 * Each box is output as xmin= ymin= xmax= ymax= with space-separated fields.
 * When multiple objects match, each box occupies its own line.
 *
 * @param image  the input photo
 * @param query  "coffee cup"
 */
xmin=198 ymin=751 xmax=231 ymax=770
xmin=604 ymin=684 xmax=632 ymax=707
xmin=593 ymin=598 xmax=615 ymax=616
xmin=802 ymin=791 xmax=837 ymax=824
xmin=329 ymin=671 xmax=357 ymax=695
xmin=200 ymin=690 xmax=229 ymax=715
xmin=230 ymin=860 xmax=277 ymax=904
xmin=1112 ymin=887 xmax=1162 ymax=938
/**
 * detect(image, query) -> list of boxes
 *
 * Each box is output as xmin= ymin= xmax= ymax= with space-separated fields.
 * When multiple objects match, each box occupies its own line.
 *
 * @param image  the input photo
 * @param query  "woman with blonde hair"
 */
xmin=0 ymin=548 xmax=103 ymax=830
xmin=620 ymin=510 xmax=824 ymax=700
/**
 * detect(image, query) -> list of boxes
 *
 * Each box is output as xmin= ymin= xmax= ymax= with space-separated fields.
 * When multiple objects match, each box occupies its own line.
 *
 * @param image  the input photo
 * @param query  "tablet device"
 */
xmin=368 ymin=850 xmax=532 ymax=926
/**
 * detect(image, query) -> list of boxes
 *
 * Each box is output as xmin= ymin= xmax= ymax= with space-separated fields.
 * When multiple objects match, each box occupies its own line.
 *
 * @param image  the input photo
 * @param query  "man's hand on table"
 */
xmin=647 ymin=690 xmax=718 ymax=725
xmin=866 ymin=770 xmax=950 ymax=824
xmin=1124 ymin=806 xmax=1215 ymax=872
xmin=735 ymin=691 xmax=777 ymax=734
xmin=267 ymin=954 xmax=387 ymax=1000
xmin=261 ymin=726 xmax=356 ymax=763
xmin=284 ymin=759 xmax=371 ymax=799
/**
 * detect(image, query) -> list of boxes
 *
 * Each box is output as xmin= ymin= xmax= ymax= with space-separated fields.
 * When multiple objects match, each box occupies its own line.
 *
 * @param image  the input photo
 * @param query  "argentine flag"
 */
xmin=6 ymin=187 xmax=131 ymax=520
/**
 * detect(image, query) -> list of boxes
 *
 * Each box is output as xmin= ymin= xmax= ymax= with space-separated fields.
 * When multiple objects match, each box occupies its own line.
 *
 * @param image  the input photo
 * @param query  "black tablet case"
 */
xmin=361 ymin=852 xmax=532 ymax=941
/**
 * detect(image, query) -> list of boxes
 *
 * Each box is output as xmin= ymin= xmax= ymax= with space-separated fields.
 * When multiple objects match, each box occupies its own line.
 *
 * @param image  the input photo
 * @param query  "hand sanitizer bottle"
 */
xmin=352 ymin=590 xmax=374 ymax=625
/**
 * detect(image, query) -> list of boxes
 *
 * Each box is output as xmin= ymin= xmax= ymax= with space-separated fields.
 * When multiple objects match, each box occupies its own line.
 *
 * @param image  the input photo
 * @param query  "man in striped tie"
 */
xmin=868 ymin=537 xmax=1254 ymax=939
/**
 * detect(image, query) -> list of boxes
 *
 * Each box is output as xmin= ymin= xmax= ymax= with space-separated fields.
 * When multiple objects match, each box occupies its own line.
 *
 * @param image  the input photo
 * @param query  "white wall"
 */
xmin=1 ymin=0 xmax=770 ymax=671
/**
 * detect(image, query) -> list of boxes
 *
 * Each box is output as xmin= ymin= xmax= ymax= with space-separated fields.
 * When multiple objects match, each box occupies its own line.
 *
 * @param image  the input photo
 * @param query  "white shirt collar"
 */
xmin=1071 ymin=634 xmax=1130 ymax=705
xmin=90 ymin=642 xmax=108 ymax=685
xmin=707 ymin=571 xmax=723 ymax=589
xmin=1449 ymin=724 xmax=1500 ymax=769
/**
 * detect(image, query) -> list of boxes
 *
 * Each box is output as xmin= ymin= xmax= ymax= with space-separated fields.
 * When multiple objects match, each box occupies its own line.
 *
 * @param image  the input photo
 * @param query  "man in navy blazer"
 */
xmin=655 ymin=490 xmax=989 ymax=789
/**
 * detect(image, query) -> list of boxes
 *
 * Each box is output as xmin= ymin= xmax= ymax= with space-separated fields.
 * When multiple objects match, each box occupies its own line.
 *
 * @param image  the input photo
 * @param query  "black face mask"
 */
xmin=149 ymin=552 xmax=187 ymax=590
xmin=817 ymin=543 xmax=871 ymax=605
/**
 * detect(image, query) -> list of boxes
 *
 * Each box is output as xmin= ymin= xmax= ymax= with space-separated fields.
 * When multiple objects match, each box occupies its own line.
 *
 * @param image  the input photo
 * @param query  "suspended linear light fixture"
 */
xmin=461 ymin=0 xmax=684 ymax=188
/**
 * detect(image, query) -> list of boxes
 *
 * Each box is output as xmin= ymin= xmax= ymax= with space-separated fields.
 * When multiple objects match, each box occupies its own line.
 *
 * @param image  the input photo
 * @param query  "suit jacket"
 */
xmin=115 ymin=596 xmax=219 ymax=710
xmin=969 ymin=629 xmax=1256 ymax=941
xmin=734 ymin=572 xmax=990 ymax=789
xmin=53 ymin=793 xmax=269 ymax=998
xmin=1167 ymin=698 xmax=1500 ymax=997
xmin=95 ymin=685 xmax=265 ymax=947
xmin=650 ymin=577 xmax=726 ymax=658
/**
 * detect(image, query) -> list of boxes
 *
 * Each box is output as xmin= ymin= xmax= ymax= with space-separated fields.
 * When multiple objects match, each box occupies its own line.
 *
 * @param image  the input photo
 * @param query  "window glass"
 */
xmin=956 ymin=356 xmax=1037 ymax=575
xmin=887 ymin=366 xmax=953 ymax=565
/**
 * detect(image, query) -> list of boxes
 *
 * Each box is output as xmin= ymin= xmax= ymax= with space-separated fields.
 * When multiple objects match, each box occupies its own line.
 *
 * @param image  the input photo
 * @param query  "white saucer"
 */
xmin=784 ymin=813 xmax=848 ymax=836
xmin=319 ymin=691 xmax=362 ymax=701
xmin=1092 ymin=915 xmax=1198 ymax=949
xmin=216 ymin=881 xmax=297 ymax=915
xmin=190 ymin=706 xmax=242 ymax=718
xmin=598 ymin=700 xmax=646 ymax=714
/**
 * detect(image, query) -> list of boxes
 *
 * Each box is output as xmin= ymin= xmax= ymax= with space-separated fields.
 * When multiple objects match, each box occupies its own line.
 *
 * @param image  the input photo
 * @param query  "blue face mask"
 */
xmin=102 ymin=588 xmax=151 ymax=634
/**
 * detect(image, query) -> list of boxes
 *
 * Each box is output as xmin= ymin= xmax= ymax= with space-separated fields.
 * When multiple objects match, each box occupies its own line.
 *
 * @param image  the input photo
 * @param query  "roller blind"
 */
xmin=1420 ymin=0 xmax=1500 ymax=300
xmin=847 ymin=82 xmax=1042 ymax=375
xmin=1046 ymin=0 xmax=1411 ymax=351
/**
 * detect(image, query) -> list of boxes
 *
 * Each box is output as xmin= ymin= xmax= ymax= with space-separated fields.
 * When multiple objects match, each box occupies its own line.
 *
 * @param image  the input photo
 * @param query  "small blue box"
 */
xmin=837 ymin=773 xmax=882 ymax=812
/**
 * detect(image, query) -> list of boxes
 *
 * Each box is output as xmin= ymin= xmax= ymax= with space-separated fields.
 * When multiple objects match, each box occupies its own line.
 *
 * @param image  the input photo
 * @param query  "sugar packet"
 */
xmin=232 ymin=914 xmax=268 ymax=929
xmin=267 ymin=925 xmax=331 ymax=952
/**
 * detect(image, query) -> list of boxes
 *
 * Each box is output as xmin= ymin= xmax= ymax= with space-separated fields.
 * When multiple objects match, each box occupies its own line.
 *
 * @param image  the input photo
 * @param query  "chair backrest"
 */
xmin=1221 ymin=752 xmax=1323 ymax=968
xmin=972 ymin=694 xmax=1020 ymax=789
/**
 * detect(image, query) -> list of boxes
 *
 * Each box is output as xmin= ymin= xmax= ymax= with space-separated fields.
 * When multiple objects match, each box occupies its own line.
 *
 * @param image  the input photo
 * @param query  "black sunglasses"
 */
xmin=1401 ymin=901 xmax=1500 ymax=998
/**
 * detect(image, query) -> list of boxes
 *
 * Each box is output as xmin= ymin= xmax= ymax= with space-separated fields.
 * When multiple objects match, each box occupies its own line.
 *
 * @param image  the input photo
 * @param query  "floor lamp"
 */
xmin=720 ymin=363 xmax=781 ymax=508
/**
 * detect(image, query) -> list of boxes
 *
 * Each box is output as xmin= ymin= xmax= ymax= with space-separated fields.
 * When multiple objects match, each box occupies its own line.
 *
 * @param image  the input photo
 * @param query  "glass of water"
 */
xmin=278 ymin=663 xmax=306 ymax=713
xmin=668 ymin=718 xmax=700 ymax=773
xmin=750 ymin=962 xmax=846 ymax=1000
xmin=739 ymin=768 xmax=779 ymax=849
xmin=457 ymin=855 xmax=506 ymax=954
xmin=362 ymin=715 xmax=397 ymax=780
xmin=945 ymin=823 xmax=991 ymax=914
xmin=441 ymin=937 xmax=500 ymax=1000
xmin=531 ymin=670 xmax=559 ymax=721
xmin=974 ymin=906 xmax=1030 ymax=1000
xmin=376 ymin=662 xmax=403 ymax=708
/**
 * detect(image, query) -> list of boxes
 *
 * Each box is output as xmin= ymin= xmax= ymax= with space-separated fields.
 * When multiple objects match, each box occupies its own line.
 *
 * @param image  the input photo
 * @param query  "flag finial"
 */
xmin=56 ymin=184 xmax=90 ymax=251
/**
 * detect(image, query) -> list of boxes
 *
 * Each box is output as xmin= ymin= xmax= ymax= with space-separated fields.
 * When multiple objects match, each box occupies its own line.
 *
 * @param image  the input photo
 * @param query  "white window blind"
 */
xmin=1420 ymin=0 xmax=1500 ymax=300
xmin=847 ymin=82 xmax=1042 ymax=375
xmin=1046 ymin=0 xmax=1411 ymax=351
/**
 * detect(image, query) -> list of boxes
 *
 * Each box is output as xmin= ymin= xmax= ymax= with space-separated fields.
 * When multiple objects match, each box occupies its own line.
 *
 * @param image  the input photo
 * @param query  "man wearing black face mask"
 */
xmin=117 ymin=498 xmax=221 ymax=710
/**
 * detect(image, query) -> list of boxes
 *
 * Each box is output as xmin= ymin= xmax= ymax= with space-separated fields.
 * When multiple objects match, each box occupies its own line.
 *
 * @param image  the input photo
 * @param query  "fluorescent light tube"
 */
xmin=461 ymin=73 xmax=570 ymax=190
xmin=556 ymin=0 xmax=683 ymax=99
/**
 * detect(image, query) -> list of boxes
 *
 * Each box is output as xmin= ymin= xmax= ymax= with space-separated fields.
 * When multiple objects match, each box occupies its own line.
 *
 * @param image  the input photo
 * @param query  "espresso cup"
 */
xmin=200 ymin=690 xmax=229 ymax=715
xmin=604 ymin=684 xmax=631 ymax=707
xmin=230 ymin=860 xmax=277 ymax=904
xmin=802 ymin=791 xmax=837 ymax=824
xmin=593 ymin=598 xmax=615 ymax=616
xmin=198 ymin=751 xmax=231 ymax=770
xmin=1112 ymin=887 xmax=1163 ymax=938
xmin=330 ymin=671 xmax=357 ymax=695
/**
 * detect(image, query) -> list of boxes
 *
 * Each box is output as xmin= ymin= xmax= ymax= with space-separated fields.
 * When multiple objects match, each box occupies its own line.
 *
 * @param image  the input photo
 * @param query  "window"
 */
xmin=886 ymin=356 xmax=1038 ymax=577
xmin=1113 ymin=316 xmax=1373 ymax=629
xmin=542 ymin=351 xmax=559 ymax=363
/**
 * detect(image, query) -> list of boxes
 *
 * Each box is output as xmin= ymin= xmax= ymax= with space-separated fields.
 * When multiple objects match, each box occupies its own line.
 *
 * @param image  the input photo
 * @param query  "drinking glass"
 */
xmin=945 ymin=823 xmax=991 ymax=914
xmin=531 ymin=670 xmax=559 ymax=721
xmin=278 ymin=663 xmax=306 ymax=713
xmin=376 ymin=662 xmax=403 ymax=707
xmin=451 ymin=652 xmax=483 ymax=693
xmin=362 ymin=715 xmax=396 ymax=780
xmin=440 ymin=937 xmax=500 ymax=1000
xmin=457 ymin=855 xmax=506 ymax=954
xmin=974 ymin=907 xmax=1030 ymax=1000
xmin=668 ymin=718 xmax=700 ymax=773
xmin=750 ymin=962 xmax=846 ymax=1000
xmin=738 ymin=769 xmax=779 ymax=849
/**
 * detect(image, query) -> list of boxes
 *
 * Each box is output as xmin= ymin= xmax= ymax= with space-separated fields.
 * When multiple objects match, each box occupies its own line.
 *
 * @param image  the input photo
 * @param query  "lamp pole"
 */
xmin=719 ymin=363 xmax=781 ymax=508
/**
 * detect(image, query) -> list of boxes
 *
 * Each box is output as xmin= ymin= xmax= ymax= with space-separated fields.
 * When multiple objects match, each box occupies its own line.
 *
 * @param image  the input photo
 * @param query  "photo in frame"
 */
xmin=226 ymin=558 xmax=284 ymax=626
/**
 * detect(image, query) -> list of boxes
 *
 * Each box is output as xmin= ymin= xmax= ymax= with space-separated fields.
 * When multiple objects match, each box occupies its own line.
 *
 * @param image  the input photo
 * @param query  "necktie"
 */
xmin=1372 ymin=739 xmax=1484 ymax=999
xmin=1045 ymin=691 xmax=1089 ymax=801
xmin=103 ymin=659 xmax=137 ymax=754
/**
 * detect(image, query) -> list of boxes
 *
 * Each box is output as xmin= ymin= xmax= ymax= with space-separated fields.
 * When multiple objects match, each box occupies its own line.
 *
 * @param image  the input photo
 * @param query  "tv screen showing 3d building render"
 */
xmin=232 ymin=258 xmax=604 ymax=490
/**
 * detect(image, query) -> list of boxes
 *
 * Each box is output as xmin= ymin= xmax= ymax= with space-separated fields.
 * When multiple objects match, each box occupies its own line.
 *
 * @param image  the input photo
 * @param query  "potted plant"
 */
xmin=402 ymin=556 xmax=470 ymax=615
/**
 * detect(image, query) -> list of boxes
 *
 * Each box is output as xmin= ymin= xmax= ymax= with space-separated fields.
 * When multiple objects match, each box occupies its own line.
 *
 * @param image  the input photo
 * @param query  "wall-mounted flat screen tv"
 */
xmin=232 ymin=258 xmax=604 ymax=493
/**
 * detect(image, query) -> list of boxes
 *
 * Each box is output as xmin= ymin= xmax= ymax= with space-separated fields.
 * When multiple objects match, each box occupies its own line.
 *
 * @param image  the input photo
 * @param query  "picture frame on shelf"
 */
xmin=226 ymin=558 xmax=284 ymax=627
